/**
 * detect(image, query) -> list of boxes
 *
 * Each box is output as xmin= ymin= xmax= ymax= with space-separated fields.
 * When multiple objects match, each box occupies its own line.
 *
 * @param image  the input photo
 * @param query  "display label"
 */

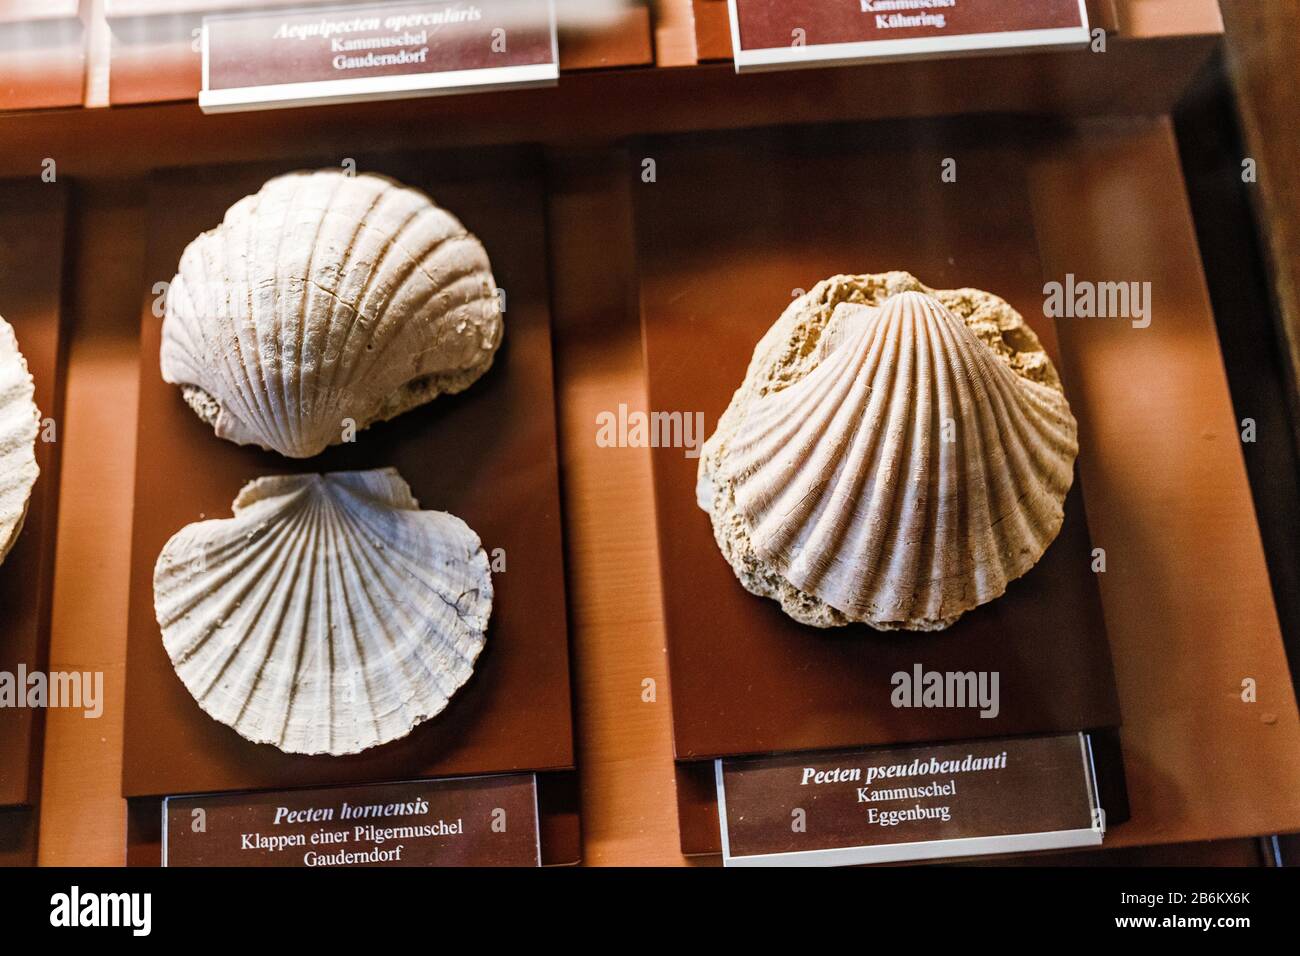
xmin=163 ymin=773 xmax=541 ymax=866
xmin=200 ymin=0 xmax=558 ymax=114
xmin=728 ymin=0 xmax=1090 ymax=72
xmin=716 ymin=732 xmax=1103 ymax=866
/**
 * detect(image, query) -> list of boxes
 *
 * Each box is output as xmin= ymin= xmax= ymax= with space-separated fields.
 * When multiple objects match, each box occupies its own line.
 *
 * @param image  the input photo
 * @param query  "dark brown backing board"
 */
xmin=635 ymin=122 xmax=1122 ymax=847
xmin=121 ymin=149 xmax=577 ymax=861
xmin=0 ymin=182 xmax=68 ymax=864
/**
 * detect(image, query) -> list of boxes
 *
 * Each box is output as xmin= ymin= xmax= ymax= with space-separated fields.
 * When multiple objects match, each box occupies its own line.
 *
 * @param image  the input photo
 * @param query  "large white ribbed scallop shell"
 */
xmin=0 ymin=315 xmax=40 ymax=565
xmin=154 ymin=468 xmax=492 ymax=755
xmin=161 ymin=170 xmax=503 ymax=459
xmin=706 ymin=288 xmax=1077 ymax=631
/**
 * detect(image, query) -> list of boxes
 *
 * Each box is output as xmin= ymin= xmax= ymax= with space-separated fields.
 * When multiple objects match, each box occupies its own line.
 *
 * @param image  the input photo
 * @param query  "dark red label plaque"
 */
xmin=200 ymin=0 xmax=558 ymax=113
xmin=728 ymin=0 xmax=1090 ymax=71
xmin=717 ymin=733 xmax=1102 ymax=866
xmin=164 ymin=774 xmax=540 ymax=866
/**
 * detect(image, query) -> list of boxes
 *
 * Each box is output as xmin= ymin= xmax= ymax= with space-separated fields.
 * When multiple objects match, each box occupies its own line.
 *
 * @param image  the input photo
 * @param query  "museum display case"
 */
xmin=0 ymin=0 xmax=1298 ymax=874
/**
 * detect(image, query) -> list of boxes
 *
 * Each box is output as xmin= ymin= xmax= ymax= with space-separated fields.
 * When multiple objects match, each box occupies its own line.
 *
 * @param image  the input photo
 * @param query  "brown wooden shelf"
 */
xmin=0 ymin=32 xmax=1223 ymax=183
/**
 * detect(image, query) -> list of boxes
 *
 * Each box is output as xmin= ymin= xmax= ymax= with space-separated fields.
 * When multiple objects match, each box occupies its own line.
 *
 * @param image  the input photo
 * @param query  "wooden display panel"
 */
xmin=635 ymin=121 xmax=1123 ymax=854
xmin=689 ymin=0 xmax=731 ymax=62
xmin=107 ymin=0 xmax=652 ymax=106
xmin=555 ymin=0 xmax=654 ymax=70
xmin=1025 ymin=117 xmax=1300 ymax=853
xmin=0 ymin=1 xmax=84 ymax=111
xmin=120 ymin=147 xmax=580 ymax=864
xmin=0 ymin=182 xmax=67 ymax=864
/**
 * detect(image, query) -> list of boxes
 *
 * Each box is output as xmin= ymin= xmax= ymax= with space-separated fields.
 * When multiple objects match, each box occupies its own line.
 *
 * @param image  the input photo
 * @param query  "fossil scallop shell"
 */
xmin=161 ymin=170 xmax=503 ymax=459
xmin=153 ymin=468 xmax=492 ymax=755
xmin=698 ymin=273 xmax=1078 ymax=631
xmin=0 ymin=314 xmax=40 ymax=565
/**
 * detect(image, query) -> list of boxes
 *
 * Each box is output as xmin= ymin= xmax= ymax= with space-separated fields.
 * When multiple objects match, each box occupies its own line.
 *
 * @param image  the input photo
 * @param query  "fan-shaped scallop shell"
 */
xmin=161 ymin=170 xmax=503 ymax=459
xmin=0 ymin=314 xmax=40 ymax=565
xmin=154 ymin=468 xmax=492 ymax=755
xmin=698 ymin=273 xmax=1078 ymax=631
